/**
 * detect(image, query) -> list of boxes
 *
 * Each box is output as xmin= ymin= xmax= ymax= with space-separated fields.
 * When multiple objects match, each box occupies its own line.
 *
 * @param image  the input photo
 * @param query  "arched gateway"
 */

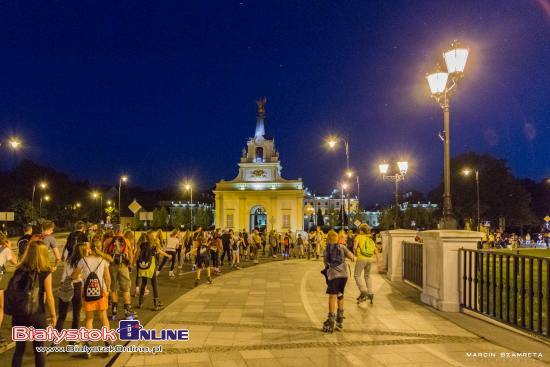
xmin=214 ymin=98 xmax=304 ymax=233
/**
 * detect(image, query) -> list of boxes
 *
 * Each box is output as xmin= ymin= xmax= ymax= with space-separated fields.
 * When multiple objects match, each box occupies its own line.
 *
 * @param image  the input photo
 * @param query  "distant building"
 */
xmin=214 ymin=99 xmax=304 ymax=233
xmin=303 ymin=190 xmax=359 ymax=216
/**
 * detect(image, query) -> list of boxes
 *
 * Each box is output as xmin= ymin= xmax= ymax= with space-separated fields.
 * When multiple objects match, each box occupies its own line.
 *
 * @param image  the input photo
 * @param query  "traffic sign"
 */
xmin=544 ymin=215 xmax=550 ymax=223
xmin=128 ymin=200 xmax=142 ymax=214
xmin=0 ymin=212 xmax=15 ymax=221
xmin=139 ymin=211 xmax=154 ymax=221
xmin=354 ymin=220 xmax=362 ymax=227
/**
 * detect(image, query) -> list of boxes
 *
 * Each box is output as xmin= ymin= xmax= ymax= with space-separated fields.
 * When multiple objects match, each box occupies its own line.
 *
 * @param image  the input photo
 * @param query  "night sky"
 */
xmin=1 ymin=1 xmax=548 ymax=205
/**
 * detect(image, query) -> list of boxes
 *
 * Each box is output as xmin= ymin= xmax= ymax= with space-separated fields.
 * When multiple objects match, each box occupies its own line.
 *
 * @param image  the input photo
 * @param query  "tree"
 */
xmin=428 ymin=153 xmax=537 ymax=230
xmin=316 ymin=208 xmax=324 ymax=227
xmin=152 ymin=207 xmax=169 ymax=228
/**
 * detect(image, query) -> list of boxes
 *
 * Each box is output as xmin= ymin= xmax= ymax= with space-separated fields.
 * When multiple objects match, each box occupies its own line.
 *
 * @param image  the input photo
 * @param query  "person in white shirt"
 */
xmin=72 ymin=236 xmax=111 ymax=355
xmin=158 ymin=229 xmax=179 ymax=277
xmin=0 ymin=233 xmax=17 ymax=343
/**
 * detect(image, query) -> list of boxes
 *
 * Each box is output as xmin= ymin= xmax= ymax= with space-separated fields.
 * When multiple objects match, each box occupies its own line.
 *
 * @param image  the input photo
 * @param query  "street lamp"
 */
xmin=462 ymin=168 xmax=480 ymax=232
xmin=91 ymin=191 xmax=103 ymax=222
xmin=379 ymin=161 xmax=408 ymax=229
xmin=39 ymin=194 xmax=50 ymax=218
xmin=426 ymin=40 xmax=469 ymax=229
xmin=31 ymin=181 xmax=48 ymax=222
xmin=340 ymin=182 xmax=349 ymax=228
xmin=326 ymin=135 xmax=360 ymax=208
xmin=1 ymin=137 xmax=22 ymax=151
xmin=183 ymin=182 xmax=193 ymax=229
xmin=118 ymin=175 xmax=128 ymax=223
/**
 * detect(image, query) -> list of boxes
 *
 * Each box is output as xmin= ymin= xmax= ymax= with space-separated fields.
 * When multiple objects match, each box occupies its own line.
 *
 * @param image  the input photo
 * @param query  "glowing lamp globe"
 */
xmin=397 ymin=161 xmax=408 ymax=174
xmin=378 ymin=163 xmax=389 ymax=175
xmin=443 ymin=42 xmax=469 ymax=74
xmin=426 ymin=71 xmax=448 ymax=95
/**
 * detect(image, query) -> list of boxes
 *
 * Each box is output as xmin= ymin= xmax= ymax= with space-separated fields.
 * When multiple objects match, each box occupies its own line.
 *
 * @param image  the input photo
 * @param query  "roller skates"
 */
xmin=357 ymin=292 xmax=374 ymax=304
xmin=321 ymin=313 xmax=336 ymax=333
xmin=335 ymin=309 xmax=345 ymax=331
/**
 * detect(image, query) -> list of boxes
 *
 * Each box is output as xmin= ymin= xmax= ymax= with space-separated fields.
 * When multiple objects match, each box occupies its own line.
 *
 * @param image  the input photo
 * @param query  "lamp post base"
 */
xmin=439 ymin=215 xmax=458 ymax=230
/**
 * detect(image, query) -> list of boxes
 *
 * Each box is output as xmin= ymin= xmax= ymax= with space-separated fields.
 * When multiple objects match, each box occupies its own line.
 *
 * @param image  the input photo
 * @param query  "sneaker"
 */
xmin=178 ymin=265 xmax=183 ymax=270
xmin=169 ymin=270 xmax=175 ymax=277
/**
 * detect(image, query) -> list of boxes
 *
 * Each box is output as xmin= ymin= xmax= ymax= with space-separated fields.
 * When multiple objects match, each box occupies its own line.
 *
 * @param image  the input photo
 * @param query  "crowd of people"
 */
xmin=480 ymin=230 xmax=550 ymax=249
xmin=0 ymin=220 xmax=383 ymax=366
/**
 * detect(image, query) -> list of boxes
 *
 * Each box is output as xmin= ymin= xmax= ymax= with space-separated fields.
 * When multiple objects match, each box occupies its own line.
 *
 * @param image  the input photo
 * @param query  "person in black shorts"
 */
xmin=322 ymin=230 xmax=355 ymax=333
xmin=194 ymin=235 xmax=212 ymax=286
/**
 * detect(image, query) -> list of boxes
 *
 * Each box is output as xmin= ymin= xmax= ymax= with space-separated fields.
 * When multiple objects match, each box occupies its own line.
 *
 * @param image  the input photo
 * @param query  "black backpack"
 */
xmin=137 ymin=242 xmax=154 ymax=270
xmin=17 ymin=235 xmax=32 ymax=258
xmin=5 ymin=269 xmax=39 ymax=316
xmin=82 ymin=258 xmax=103 ymax=302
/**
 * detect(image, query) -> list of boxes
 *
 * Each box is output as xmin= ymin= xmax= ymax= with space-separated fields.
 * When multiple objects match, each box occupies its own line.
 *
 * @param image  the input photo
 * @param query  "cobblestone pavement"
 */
xmin=113 ymin=259 xmax=549 ymax=367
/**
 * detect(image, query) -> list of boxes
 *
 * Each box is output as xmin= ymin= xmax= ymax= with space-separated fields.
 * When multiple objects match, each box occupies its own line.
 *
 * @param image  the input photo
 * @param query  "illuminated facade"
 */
xmin=214 ymin=99 xmax=304 ymax=233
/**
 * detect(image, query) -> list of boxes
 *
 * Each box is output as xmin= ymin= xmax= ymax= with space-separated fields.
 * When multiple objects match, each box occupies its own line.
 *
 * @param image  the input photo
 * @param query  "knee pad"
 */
xmin=337 ymin=294 xmax=344 ymax=301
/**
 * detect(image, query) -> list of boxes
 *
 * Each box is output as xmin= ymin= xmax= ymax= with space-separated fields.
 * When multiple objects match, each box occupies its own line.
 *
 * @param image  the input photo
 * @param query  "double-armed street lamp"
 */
xmin=426 ymin=40 xmax=469 ymax=229
xmin=326 ymin=135 xmax=360 ymax=209
xmin=462 ymin=168 xmax=480 ymax=232
xmin=379 ymin=161 xmax=408 ymax=229
xmin=118 ymin=175 xmax=128 ymax=223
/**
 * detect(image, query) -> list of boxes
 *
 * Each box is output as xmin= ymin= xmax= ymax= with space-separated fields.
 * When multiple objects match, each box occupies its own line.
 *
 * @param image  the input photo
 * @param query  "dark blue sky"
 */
xmin=1 ymin=1 xmax=548 ymax=205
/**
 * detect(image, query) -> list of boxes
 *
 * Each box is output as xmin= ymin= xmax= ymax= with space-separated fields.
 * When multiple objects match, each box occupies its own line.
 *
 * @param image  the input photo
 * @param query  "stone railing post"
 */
xmin=380 ymin=231 xmax=391 ymax=272
xmin=386 ymin=229 xmax=418 ymax=282
xmin=419 ymin=230 xmax=482 ymax=312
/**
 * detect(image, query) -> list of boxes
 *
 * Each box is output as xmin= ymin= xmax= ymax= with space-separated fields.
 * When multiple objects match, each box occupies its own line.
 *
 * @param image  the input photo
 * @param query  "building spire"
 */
xmin=255 ymin=97 xmax=266 ymax=138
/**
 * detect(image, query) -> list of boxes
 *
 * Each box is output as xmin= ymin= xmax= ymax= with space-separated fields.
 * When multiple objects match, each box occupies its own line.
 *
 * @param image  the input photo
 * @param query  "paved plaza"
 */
xmin=114 ymin=259 xmax=549 ymax=367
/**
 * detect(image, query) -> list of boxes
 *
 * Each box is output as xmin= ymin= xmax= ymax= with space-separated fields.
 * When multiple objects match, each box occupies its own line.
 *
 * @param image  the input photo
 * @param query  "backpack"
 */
xmin=5 ymin=269 xmax=39 ymax=316
xmin=106 ymin=236 xmax=128 ymax=265
xmin=326 ymin=244 xmax=344 ymax=268
xmin=17 ymin=235 xmax=32 ymax=258
xmin=358 ymin=235 xmax=376 ymax=257
xmin=137 ymin=242 xmax=154 ymax=270
xmin=82 ymin=258 xmax=104 ymax=302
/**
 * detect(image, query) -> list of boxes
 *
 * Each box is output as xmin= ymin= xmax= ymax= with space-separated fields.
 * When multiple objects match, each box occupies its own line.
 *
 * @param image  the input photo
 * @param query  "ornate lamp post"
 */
xmin=426 ymin=40 xmax=469 ymax=229
xmin=462 ymin=168 xmax=480 ymax=232
xmin=379 ymin=161 xmax=408 ymax=229
xmin=340 ymin=182 xmax=349 ymax=228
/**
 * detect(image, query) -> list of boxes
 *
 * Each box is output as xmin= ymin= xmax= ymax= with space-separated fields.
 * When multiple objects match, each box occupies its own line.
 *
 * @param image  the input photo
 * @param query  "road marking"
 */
xmin=300 ymin=268 xmax=321 ymax=326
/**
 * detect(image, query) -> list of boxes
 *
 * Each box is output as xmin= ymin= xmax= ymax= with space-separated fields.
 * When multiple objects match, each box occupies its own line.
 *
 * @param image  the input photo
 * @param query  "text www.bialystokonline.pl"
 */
xmin=35 ymin=344 xmax=163 ymax=354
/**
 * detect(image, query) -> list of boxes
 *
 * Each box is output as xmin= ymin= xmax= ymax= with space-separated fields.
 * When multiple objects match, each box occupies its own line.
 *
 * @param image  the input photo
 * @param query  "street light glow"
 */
xmin=39 ymin=181 xmax=48 ymax=190
xmin=397 ymin=161 xmax=408 ymax=174
xmin=121 ymin=175 xmax=128 ymax=182
xmin=326 ymin=136 xmax=338 ymax=149
xmin=443 ymin=41 xmax=469 ymax=74
xmin=378 ymin=163 xmax=389 ymax=175
xmin=44 ymin=195 xmax=50 ymax=201
xmin=342 ymin=182 xmax=349 ymax=190
xmin=462 ymin=168 xmax=472 ymax=176
xmin=426 ymin=70 xmax=449 ymax=95
xmin=8 ymin=137 xmax=21 ymax=150
xmin=91 ymin=191 xmax=99 ymax=199
xmin=346 ymin=169 xmax=353 ymax=178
